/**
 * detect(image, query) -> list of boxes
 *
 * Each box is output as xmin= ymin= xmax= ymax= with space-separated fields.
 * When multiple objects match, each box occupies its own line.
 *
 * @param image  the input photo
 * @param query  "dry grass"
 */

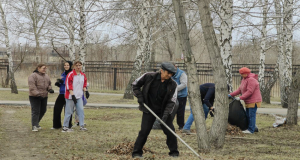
xmin=0 ymin=90 xmax=137 ymax=104
xmin=0 ymin=105 xmax=300 ymax=160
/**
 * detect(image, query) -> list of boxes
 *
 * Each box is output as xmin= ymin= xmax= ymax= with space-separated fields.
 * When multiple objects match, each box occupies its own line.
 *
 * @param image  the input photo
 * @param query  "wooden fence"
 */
xmin=85 ymin=61 xmax=300 ymax=98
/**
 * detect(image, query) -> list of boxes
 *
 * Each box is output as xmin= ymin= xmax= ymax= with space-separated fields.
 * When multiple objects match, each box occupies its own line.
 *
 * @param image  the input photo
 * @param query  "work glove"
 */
xmin=54 ymin=82 xmax=60 ymax=87
xmin=235 ymin=97 xmax=240 ymax=101
xmin=228 ymin=94 xmax=232 ymax=98
xmin=57 ymin=79 xmax=64 ymax=84
xmin=72 ymin=95 xmax=77 ymax=104
xmin=48 ymin=89 xmax=54 ymax=93
xmin=162 ymin=115 xmax=169 ymax=123
xmin=137 ymin=97 xmax=144 ymax=107
xmin=38 ymin=96 xmax=44 ymax=100
xmin=85 ymin=91 xmax=90 ymax=99
xmin=209 ymin=108 xmax=215 ymax=117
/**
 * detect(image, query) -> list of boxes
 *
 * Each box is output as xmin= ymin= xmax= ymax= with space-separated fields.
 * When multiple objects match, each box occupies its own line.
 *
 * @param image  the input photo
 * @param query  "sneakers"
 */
xmin=132 ymin=154 xmax=143 ymax=158
xmin=32 ymin=126 xmax=39 ymax=132
xmin=37 ymin=125 xmax=42 ymax=130
xmin=80 ymin=126 xmax=88 ymax=131
xmin=254 ymin=127 xmax=259 ymax=132
xmin=242 ymin=130 xmax=253 ymax=134
xmin=182 ymin=129 xmax=191 ymax=135
xmin=62 ymin=127 xmax=74 ymax=132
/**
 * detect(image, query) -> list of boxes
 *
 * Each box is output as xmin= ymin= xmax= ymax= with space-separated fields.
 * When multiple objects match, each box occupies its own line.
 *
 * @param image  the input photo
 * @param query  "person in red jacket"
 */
xmin=229 ymin=67 xmax=262 ymax=134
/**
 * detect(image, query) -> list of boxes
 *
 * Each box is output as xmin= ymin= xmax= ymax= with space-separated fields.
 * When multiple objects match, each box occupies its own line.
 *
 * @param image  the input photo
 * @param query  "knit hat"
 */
xmin=239 ymin=67 xmax=251 ymax=74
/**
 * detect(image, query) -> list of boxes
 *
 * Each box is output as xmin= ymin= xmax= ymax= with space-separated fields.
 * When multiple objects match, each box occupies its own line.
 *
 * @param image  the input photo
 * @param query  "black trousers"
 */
xmin=53 ymin=94 xmax=72 ymax=128
xmin=176 ymin=97 xmax=187 ymax=128
xmin=29 ymin=96 xmax=47 ymax=127
xmin=132 ymin=112 xmax=179 ymax=156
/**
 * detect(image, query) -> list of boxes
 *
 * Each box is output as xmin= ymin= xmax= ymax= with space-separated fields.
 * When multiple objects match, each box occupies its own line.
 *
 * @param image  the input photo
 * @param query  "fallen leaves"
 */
xmin=106 ymin=141 xmax=155 ymax=155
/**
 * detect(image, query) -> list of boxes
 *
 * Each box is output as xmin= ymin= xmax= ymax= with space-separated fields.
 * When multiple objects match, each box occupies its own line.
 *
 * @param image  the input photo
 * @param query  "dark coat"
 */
xmin=132 ymin=72 xmax=178 ymax=117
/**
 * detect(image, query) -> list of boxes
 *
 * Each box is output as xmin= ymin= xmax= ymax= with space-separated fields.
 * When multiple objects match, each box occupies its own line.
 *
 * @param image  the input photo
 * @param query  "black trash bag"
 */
xmin=152 ymin=99 xmax=179 ymax=130
xmin=228 ymin=100 xmax=249 ymax=131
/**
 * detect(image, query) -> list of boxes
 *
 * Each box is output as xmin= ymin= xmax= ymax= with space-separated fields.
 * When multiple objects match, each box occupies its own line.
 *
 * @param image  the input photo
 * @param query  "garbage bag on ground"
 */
xmin=228 ymin=100 xmax=249 ymax=131
xmin=272 ymin=114 xmax=286 ymax=127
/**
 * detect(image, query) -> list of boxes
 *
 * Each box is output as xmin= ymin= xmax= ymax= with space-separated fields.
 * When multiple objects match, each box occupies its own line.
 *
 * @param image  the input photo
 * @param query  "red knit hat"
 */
xmin=239 ymin=67 xmax=251 ymax=74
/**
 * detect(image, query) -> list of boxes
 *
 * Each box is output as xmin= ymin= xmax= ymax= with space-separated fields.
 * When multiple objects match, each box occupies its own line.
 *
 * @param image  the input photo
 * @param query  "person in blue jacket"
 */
xmin=182 ymin=83 xmax=215 ymax=134
xmin=52 ymin=61 xmax=73 ymax=129
xmin=172 ymin=64 xmax=188 ymax=130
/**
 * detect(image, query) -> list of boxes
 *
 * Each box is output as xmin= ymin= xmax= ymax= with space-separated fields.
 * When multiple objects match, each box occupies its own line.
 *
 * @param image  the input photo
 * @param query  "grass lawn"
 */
xmin=0 ymin=105 xmax=300 ymax=160
xmin=0 ymin=90 xmax=137 ymax=104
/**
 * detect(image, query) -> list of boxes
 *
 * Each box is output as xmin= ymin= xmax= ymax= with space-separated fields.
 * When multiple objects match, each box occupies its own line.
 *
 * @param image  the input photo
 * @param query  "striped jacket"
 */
xmin=65 ymin=70 xmax=87 ymax=99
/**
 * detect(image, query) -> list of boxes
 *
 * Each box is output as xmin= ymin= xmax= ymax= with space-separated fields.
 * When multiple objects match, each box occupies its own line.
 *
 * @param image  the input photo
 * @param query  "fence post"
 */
xmin=113 ymin=68 xmax=117 ymax=90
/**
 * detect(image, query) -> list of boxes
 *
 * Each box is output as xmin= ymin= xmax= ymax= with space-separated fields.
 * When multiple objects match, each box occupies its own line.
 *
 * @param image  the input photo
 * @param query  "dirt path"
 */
xmin=0 ymin=107 xmax=45 ymax=160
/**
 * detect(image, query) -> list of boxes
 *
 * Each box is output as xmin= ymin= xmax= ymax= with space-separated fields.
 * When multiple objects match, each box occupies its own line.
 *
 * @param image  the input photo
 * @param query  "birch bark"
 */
xmin=281 ymin=0 xmax=293 ymax=108
xmin=172 ymin=0 xmax=210 ymax=151
xmin=79 ymin=0 xmax=87 ymax=71
xmin=258 ymin=0 xmax=267 ymax=91
xmin=274 ymin=0 xmax=287 ymax=107
xmin=220 ymin=0 xmax=233 ymax=92
xmin=123 ymin=0 xmax=151 ymax=99
xmin=0 ymin=0 xmax=18 ymax=93
xmin=197 ymin=0 xmax=230 ymax=149
xmin=68 ymin=0 xmax=76 ymax=62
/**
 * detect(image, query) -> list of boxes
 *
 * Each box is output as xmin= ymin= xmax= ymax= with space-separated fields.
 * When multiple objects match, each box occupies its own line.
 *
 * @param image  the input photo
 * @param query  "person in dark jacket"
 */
xmin=28 ymin=64 xmax=54 ymax=132
xmin=52 ymin=61 xmax=73 ymax=129
xmin=182 ymin=83 xmax=215 ymax=134
xmin=131 ymin=62 xmax=179 ymax=158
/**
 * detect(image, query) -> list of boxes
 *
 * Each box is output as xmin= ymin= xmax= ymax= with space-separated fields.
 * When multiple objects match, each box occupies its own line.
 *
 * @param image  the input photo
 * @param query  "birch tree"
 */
xmin=197 ymin=0 xmax=230 ymax=149
xmin=220 ymin=0 xmax=233 ymax=92
xmin=281 ymin=0 xmax=293 ymax=108
xmin=123 ymin=0 xmax=152 ymax=99
xmin=11 ymin=0 xmax=53 ymax=62
xmin=0 ymin=0 xmax=18 ymax=93
xmin=258 ymin=0 xmax=267 ymax=91
xmin=172 ymin=0 xmax=210 ymax=151
xmin=79 ymin=0 xmax=86 ymax=71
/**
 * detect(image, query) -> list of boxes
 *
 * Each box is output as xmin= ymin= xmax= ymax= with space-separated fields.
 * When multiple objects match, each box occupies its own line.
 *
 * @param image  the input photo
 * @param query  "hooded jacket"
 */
xmin=132 ymin=72 xmax=178 ymax=117
xmin=28 ymin=70 xmax=52 ymax=98
xmin=230 ymin=73 xmax=262 ymax=107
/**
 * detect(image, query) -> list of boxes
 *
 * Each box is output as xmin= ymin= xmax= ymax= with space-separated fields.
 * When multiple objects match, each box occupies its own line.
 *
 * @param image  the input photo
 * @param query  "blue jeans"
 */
xmin=246 ymin=104 xmax=257 ymax=133
xmin=183 ymin=104 xmax=209 ymax=130
xmin=63 ymin=98 xmax=85 ymax=127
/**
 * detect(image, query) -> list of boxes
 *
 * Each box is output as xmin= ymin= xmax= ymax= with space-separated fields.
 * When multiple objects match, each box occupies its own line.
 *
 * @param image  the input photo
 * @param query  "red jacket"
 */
xmin=65 ymin=70 xmax=87 ymax=99
xmin=230 ymin=73 xmax=262 ymax=105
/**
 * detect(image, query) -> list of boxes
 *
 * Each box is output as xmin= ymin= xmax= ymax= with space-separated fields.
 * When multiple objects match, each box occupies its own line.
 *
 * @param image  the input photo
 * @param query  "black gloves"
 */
xmin=48 ymin=89 xmax=54 ymax=93
xmin=162 ymin=115 xmax=169 ymax=123
xmin=72 ymin=95 xmax=77 ymax=104
xmin=54 ymin=82 xmax=60 ymax=87
xmin=85 ymin=91 xmax=90 ymax=99
xmin=57 ymin=79 xmax=64 ymax=84
xmin=137 ymin=97 xmax=144 ymax=107
xmin=209 ymin=108 xmax=215 ymax=117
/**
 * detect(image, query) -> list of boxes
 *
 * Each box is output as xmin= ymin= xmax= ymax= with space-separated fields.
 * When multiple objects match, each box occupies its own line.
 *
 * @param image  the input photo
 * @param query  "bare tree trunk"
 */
xmin=286 ymin=69 xmax=300 ymax=125
xmin=68 ymin=0 xmax=76 ymax=62
xmin=123 ymin=0 xmax=151 ymax=99
xmin=79 ymin=0 xmax=87 ymax=72
xmin=281 ymin=0 xmax=293 ymax=108
xmin=172 ymin=0 xmax=210 ymax=151
xmin=0 ymin=1 xmax=18 ymax=93
xmin=262 ymin=65 xmax=278 ymax=103
xmin=258 ymin=0 xmax=267 ymax=92
xmin=275 ymin=0 xmax=287 ymax=108
xmin=220 ymin=0 xmax=233 ymax=92
xmin=142 ymin=1 xmax=152 ymax=72
xmin=197 ymin=0 xmax=230 ymax=149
